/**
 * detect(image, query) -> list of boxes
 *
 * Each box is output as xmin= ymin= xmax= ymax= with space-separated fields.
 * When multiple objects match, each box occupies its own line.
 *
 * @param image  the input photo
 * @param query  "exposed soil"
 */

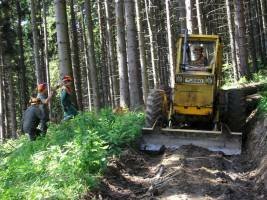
xmin=87 ymin=114 xmax=267 ymax=200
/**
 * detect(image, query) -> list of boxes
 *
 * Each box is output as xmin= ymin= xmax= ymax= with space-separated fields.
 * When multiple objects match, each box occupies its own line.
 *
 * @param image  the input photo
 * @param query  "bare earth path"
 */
xmin=87 ymin=145 xmax=265 ymax=200
xmin=87 ymin=116 xmax=267 ymax=200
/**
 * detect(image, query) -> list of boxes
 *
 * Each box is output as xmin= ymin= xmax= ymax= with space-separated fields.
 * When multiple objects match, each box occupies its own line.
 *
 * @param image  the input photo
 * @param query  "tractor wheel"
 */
xmin=145 ymin=89 xmax=168 ymax=128
xmin=226 ymin=89 xmax=246 ymax=132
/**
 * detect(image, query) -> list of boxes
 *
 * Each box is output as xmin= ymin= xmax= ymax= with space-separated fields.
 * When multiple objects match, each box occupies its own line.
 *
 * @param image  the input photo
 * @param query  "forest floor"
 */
xmin=87 ymin=114 xmax=267 ymax=200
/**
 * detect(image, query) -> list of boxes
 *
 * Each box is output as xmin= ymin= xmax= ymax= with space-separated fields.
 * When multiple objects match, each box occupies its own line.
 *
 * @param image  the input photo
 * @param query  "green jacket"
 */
xmin=60 ymin=89 xmax=78 ymax=119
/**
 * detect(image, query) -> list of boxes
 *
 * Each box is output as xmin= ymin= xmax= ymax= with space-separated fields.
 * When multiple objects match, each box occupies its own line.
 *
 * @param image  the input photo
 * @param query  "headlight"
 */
xmin=205 ymin=76 xmax=213 ymax=84
xmin=175 ymin=75 xmax=183 ymax=83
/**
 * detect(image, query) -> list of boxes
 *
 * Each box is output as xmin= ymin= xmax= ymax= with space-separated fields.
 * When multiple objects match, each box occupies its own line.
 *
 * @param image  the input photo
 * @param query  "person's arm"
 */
xmin=43 ymin=92 xmax=54 ymax=104
xmin=36 ymin=106 xmax=46 ymax=130
xmin=204 ymin=57 xmax=208 ymax=66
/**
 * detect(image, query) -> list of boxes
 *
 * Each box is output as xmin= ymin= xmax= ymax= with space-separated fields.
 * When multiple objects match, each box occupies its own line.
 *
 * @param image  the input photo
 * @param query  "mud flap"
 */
xmin=140 ymin=127 xmax=242 ymax=155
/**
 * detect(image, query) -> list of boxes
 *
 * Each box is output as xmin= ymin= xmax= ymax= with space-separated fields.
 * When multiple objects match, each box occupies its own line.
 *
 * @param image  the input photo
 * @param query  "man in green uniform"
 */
xmin=60 ymin=75 xmax=78 ymax=120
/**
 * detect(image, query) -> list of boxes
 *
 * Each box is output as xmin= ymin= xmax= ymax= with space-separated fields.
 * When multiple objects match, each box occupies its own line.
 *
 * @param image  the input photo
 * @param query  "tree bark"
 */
xmin=6 ymin=59 xmax=17 ymax=138
xmin=97 ymin=0 xmax=110 ymax=107
xmin=69 ymin=0 xmax=83 ymax=111
xmin=196 ymin=0 xmax=203 ymax=34
xmin=135 ymin=0 xmax=148 ymax=103
xmin=254 ymin=0 xmax=265 ymax=64
xmin=16 ymin=0 xmax=28 ymax=113
xmin=3 ymin=77 xmax=9 ymax=138
xmin=257 ymin=0 xmax=267 ymax=64
xmin=165 ymin=0 xmax=175 ymax=88
xmin=124 ymin=0 xmax=143 ymax=109
xmin=185 ymin=0 xmax=193 ymax=34
xmin=104 ymin=0 xmax=119 ymax=107
xmin=144 ymin=0 xmax=159 ymax=88
xmin=260 ymin=0 xmax=267 ymax=50
xmin=226 ymin=0 xmax=238 ymax=81
xmin=55 ymin=0 xmax=77 ymax=106
xmin=0 ymin=32 xmax=4 ymax=142
xmin=115 ymin=0 xmax=130 ymax=108
xmin=80 ymin=5 xmax=92 ymax=110
xmin=247 ymin=0 xmax=258 ymax=73
xmin=42 ymin=0 xmax=52 ymax=118
xmin=84 ymin=0 xmax=100 ymax=111
xmin=30 ymin=0 xmax=44 ymax=84
xmin=234 ymin=0 xmax=249 ymax=78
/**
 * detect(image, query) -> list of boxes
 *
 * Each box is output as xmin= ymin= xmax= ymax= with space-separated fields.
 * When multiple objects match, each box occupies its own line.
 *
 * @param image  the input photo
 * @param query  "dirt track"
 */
xmin=87 ymin=116 xmax=267 ymax=200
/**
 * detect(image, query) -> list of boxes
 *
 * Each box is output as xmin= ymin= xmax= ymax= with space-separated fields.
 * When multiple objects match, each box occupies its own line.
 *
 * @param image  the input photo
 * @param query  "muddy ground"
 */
xmin=87 ymin=115 xmax=267 ymax=200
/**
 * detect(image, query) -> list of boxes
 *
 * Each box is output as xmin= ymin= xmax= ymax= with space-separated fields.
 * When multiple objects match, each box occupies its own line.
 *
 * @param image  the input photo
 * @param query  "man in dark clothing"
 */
xmin=37 ymin=83 xmax=52 ymax=133
xmin=22 ymin=98 xmax=45 ymax=141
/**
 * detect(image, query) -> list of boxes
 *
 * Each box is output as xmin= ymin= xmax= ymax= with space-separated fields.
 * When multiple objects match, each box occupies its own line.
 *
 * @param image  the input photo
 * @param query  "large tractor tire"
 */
xmin=226 ymin=89 xmax=246 ymax=132
xmin=145 ymin=89 xmax=168 ymax=128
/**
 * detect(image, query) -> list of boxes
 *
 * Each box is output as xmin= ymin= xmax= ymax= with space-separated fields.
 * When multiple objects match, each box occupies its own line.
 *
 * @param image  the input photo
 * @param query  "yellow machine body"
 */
xmin=172 ymin=34 xmax=222 ymax=119
xmin=141 ymin=33 xmax=242 ymax=155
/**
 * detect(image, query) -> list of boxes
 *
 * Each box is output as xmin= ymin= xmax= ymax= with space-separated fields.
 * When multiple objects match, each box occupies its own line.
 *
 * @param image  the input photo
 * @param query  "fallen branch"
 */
xmin=137 ymin=167 xmax=183 ymax=199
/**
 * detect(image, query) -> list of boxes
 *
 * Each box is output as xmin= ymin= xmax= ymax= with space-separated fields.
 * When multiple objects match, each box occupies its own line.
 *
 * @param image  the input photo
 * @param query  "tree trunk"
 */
xmin=247 ymin=0 xmax=258 ymax=73
xmin=30 ymin=0 xmax=44 ymax=84
xmin=196 ymin=0 xmax=203 ymax=34
xmin=104 ymin=0 xmax=119 ymax=107
xmin=234 ymin=0 xmax=249 ymax=78
xmin=144 ymin=0 xmax=159 ymax=88
xmin=165 ymin=0 xmax=175 ymax=88
xmin=80 ymin=5 xmax=92 ymax=110
xmin=42 ymin=0 xmax=52 ymax=118
xmin=3 ymin=78 xmax=9 ymax=138
xmin=135 ymin=0 xmax=148 ymax=103
xmin=55 ymin=0 xmax=77 ymax=106
xmin=115 ymin=0 xmax=130 ymax=108
xmin=185 ymin=0 xmax=193 ymax=34
xmin=124 ymin=0 xmax=143 ymax=109
xmin=38 ymin=0 xmax=46 ymax=83
xmin=97 ymin=0 xmax=110 ymax=107
xmin=226 ymin=0 xmax=238 ymax=81
xmin=5 ymin=57 xmax=17 ymax=138
xmin=16 ymin=0 xmax=27 ymax=113
xmin=69 ymin=0 xmax=83 ymax=111
xmin=254 ymin=0 xmax=265 ymax=64
xmin=260 ymin=0 xmax=267 ymax=51
xmin=84 ymin=0 xmax=100 ymax=111
xmin=155 ymin=0 xmax=167 ymax=86
xmin=0 ymin=32 xmax=4 ymax=142
xmin=257 ymin=0 xmax=267 ymax=64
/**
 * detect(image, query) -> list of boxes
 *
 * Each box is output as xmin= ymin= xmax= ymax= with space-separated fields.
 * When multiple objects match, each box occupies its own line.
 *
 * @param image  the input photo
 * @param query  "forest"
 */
xmin=1 ymin=0 xmax=267 ymax=199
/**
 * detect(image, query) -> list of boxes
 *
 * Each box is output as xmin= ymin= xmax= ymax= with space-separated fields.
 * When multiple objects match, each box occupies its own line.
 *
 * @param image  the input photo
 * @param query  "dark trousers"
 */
xmin=40 ymin=118 xmax=49 ymax=133
xmin=28 ymin=129 xmax=42 ymax=141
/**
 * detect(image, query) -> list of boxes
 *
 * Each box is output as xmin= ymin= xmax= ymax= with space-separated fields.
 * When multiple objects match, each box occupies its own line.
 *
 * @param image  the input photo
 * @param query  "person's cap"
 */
xmin=37 ymin=83 xmax=47 ymax=92
xmin=62 ymin=75 xmax=73 ymax=82
xmin=29 ymin=97 xmax=41 ymax=105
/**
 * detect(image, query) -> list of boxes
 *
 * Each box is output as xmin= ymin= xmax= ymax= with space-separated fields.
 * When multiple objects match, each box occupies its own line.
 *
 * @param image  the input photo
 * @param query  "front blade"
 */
xmin=140 ymin=128 xmax=242 ymax=155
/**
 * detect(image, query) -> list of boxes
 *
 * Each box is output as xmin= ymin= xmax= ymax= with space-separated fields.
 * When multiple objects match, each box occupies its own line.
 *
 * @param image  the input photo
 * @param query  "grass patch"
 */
xmin=258 ymin=91 xmax=267 ymax=114
xmin=222 ymin=70 xmax=267 ymax=90
xmin=0 ymin=109 xmax=144 ymax=199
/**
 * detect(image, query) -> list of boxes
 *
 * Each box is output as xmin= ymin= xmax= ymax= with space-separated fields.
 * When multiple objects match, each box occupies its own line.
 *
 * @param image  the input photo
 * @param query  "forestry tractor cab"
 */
xmin=141 ymin=30 xmax=245 ymax=155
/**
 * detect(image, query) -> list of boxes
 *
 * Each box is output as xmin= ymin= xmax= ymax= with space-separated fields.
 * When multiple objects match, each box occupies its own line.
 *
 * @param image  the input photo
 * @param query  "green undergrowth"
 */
xmin=0 ymin=109 xmax=144 ymax=199
xmin=258 ymin=91 xmax=267 ymax=114
xmin=222 ymin=70 xmax=267 ymax=90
